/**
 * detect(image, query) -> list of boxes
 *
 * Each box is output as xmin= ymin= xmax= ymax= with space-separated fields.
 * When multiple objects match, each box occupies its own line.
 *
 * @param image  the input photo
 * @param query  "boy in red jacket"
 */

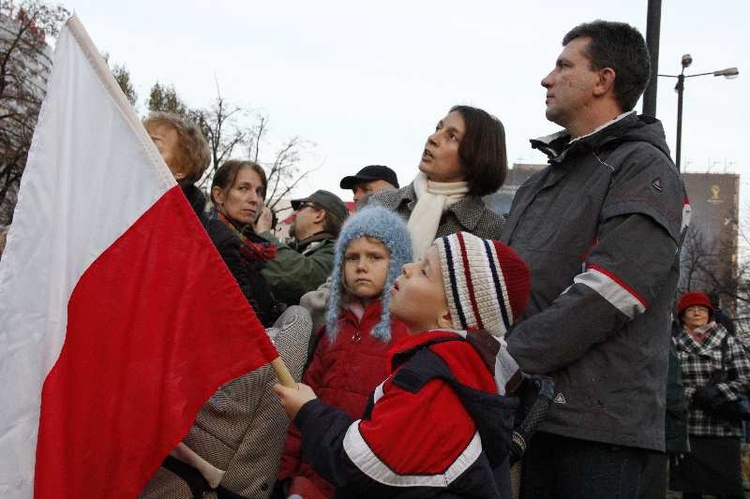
xmin=275 ymin=232 xmax=530 ymax=498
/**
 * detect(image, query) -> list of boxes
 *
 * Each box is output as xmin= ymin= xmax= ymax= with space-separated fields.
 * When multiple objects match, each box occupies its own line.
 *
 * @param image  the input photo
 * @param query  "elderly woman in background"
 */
xmin=670 ymin=291 xmax=750 ymax=499
xmin=145 ymin=112 xmax=211 ymax=221
xmin=365 ymin=104 xmax=506 ymax=258
xmin=208 ymin=160 xmax=285 ymax=327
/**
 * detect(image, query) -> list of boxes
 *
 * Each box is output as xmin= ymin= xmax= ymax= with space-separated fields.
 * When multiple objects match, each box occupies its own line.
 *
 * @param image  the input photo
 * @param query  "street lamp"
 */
xmin=658 ymin=55 xmax=739 ymax=171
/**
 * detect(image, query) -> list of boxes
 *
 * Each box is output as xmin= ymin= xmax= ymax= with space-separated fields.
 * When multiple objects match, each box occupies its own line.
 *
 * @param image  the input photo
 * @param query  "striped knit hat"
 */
xmin=436 ymin=232 xmax=530 ymax=338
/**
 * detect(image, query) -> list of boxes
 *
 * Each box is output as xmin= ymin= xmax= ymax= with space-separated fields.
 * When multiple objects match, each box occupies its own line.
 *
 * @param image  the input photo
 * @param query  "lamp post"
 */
xmin=658 ymin=55 xmax=739 ymax=171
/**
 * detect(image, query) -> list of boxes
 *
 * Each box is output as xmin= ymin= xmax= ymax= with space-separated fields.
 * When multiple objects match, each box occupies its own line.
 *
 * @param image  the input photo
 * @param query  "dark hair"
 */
xmin=322 ymin=208 xmax=345 ymax=237
xmin=449 ymin=105 xmax=507 ymax=197
xmin=300 ymin=200 xmax=345 ymax=237
xmin=210 ymin=160 xmax=268 ymax=205
xmin=563 ymin=20 xmax=651 ymax=112
xmin=144 ymin=112 xmax=210 ymax=185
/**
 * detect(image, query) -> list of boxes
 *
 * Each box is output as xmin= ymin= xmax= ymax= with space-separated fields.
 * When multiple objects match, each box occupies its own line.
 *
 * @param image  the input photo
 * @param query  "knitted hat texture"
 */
xmin=677 ymin=291 xmax=713 ymax=316
xmin=436 ymin=232 xmax=530 ymax=338
xmin=326 ymin=206 xmax=413 ymax=342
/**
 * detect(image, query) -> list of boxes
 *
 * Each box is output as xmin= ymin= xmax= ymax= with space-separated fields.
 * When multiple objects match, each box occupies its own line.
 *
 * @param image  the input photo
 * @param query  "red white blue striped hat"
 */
xmin=435 ymin=232 xmax=530 ymax=338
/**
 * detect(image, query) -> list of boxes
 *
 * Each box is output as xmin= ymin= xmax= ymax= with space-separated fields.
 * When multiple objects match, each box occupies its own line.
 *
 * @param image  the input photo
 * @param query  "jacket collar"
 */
xmin=675 ymin=321 xmax=725 ymax=356
xmin=389 ymin=329 xmax=463 ymax=357
xmin=340 ymin=299 xmax=383 ymax=324
xmin=387 ymin=328 xmax=498 ymax=376
xmin=530 ymin=111 xmax=638 ymax=163
xmin=293 ymin=231 xmax=334 ymax=252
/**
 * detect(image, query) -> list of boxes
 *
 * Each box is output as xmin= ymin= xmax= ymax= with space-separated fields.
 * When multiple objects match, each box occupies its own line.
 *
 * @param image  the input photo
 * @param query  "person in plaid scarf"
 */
xmin=670 ymin=291 xmax=750 ymax=498
xmin=208 ymin=160 xmax=286 ymax=327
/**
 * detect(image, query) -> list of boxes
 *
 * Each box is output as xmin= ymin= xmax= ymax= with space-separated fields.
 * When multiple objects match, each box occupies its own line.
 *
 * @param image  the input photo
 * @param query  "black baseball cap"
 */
xmin=291 ymin=190 xmax=350 ymax=222
xmin=339 ymin=165 xmax=399 ymax=190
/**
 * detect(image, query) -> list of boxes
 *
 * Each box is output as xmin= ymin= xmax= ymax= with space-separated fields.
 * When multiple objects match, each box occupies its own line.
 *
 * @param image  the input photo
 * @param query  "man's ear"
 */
xmin=313 ymin=208 xmax=326 ymax=224
xmin=437 ymin=309 xmax=453 ymax=329
xmin=593 ymin=67 xmax=616 ymax=97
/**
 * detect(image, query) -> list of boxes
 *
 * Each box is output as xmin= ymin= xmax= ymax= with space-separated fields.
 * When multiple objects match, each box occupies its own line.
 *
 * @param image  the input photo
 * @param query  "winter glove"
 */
xmin=509 ymin=374 xmax=555 ymax=466
xmin=691 ymin=385 xmax=723 ymax=409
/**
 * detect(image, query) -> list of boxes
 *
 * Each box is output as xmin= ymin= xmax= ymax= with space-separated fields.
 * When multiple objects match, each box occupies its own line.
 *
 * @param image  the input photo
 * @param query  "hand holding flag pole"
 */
xmin=271 ymin=357 xmax=297 ymax=388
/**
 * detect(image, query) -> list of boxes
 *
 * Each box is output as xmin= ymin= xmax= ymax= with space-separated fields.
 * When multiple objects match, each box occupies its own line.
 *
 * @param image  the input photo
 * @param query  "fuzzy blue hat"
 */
xmin=326 ymin=206 xmax=412 ymax=342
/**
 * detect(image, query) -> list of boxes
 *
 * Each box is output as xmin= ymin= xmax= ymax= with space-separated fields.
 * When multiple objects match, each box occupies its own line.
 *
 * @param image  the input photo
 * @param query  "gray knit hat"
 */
xmin=326 ymin=206 xmax=413 ymax=342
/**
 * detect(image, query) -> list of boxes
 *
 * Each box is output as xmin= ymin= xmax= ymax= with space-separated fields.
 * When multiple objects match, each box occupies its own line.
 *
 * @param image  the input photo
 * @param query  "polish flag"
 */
xmin=0 ymin=16 xmax=278 ymax=498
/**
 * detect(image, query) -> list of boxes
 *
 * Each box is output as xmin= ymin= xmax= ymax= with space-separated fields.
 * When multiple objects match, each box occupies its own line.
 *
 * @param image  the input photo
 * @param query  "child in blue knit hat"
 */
xmin=276 ymin=206 xmax=412 ymax=498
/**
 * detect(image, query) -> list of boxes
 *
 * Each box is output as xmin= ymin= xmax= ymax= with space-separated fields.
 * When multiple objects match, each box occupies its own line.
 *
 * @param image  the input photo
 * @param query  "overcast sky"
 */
xmin=60 ymin=0 xmax=748 ymax=205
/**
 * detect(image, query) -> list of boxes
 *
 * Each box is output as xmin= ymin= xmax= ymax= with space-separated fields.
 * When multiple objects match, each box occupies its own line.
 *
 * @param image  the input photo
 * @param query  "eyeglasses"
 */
xmin=685 ymin=306 xmax=709 ymax=313
xmin=297 ymin=202 xmax=319 ymax=212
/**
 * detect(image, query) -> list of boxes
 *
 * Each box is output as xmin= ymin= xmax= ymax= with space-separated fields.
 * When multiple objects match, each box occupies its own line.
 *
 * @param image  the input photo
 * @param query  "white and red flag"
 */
xmin=0 ymin=16 xmax=278 ymax=498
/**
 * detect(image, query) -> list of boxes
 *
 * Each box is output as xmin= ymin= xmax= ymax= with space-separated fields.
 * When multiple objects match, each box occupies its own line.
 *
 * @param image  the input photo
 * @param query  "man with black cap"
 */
xmin=340 ymin=165 xmax=399 ymax=208
xmin=260 ymin=190 xmax=349 ymax=307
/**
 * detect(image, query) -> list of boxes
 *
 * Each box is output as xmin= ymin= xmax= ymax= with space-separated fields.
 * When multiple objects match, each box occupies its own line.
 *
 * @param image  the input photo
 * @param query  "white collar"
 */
xmin=569 ymin=110 xmax=636 ymax=144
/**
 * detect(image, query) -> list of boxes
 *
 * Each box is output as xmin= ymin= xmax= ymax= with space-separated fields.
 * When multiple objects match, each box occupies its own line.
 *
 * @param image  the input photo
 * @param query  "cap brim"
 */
xmin=340 ymin=175 xmax=375 ymax=189
xmin=290 ymin=198 xmax=307 ymax=210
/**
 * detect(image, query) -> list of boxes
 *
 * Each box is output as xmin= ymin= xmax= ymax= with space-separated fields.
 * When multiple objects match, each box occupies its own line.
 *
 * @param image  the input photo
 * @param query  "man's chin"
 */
xmin=544 ymin=108 xmax=566 ymax=128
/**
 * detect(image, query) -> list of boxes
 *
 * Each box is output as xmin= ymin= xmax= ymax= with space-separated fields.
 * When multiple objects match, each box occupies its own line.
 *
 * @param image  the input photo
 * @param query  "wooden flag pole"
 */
xmin=271 ymin=357 xmax=297 ymax=388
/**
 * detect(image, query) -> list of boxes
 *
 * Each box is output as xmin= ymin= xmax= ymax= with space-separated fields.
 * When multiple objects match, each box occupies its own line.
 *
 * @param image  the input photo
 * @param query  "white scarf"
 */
xmin=407 ymin=172 xmax=469 ymax=258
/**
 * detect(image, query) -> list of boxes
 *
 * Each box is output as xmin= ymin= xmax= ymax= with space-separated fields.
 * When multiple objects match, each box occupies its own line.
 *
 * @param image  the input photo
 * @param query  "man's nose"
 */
xmin=541 ymin=71 xmax=554 ymax=88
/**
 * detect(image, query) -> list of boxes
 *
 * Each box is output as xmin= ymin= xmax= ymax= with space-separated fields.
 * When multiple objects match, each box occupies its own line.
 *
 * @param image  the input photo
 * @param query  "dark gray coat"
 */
xmin=505 ymin=113 xmax=688 ymax=451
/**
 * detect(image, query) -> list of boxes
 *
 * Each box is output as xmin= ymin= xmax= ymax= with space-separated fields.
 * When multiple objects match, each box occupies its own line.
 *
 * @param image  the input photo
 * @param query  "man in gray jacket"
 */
xmin=504 ymin=21 xmax=689 ymax=497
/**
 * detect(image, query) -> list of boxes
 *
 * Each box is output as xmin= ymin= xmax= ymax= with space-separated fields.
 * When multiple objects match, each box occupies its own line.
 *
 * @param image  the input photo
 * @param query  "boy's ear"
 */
xmin=437 ymin=309 xmax=452 ymax=329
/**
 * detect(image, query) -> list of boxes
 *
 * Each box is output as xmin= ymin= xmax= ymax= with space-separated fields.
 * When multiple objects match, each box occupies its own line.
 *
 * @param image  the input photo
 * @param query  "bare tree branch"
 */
xmin=0 ymin=0 xmax=68 ymax=225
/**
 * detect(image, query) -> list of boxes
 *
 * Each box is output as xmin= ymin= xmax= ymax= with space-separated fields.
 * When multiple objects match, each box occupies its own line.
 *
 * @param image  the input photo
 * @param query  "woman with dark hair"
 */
xmin=670 ymin=291 xmax=750 ymax=498
xmin=207 ymin=159 xmax=285 ymax=327
xmin=365 ymin=105 xmax=506 ymax=258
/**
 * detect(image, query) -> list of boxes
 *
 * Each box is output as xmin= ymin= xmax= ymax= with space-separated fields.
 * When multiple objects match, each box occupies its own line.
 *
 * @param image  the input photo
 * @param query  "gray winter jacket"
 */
xmin=505 ymin=113 xmax=688 ymax=451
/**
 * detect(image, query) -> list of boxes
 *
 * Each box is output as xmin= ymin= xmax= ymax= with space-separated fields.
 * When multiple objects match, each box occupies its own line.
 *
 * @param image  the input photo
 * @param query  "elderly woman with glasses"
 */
xmin=670 ymin=291 xmax=750 ymax=498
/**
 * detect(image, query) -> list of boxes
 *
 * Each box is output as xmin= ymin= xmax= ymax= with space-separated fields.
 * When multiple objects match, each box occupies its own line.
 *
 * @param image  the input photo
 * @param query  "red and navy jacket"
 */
xmin=294 ymin=330 xmax=518 ymax=498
